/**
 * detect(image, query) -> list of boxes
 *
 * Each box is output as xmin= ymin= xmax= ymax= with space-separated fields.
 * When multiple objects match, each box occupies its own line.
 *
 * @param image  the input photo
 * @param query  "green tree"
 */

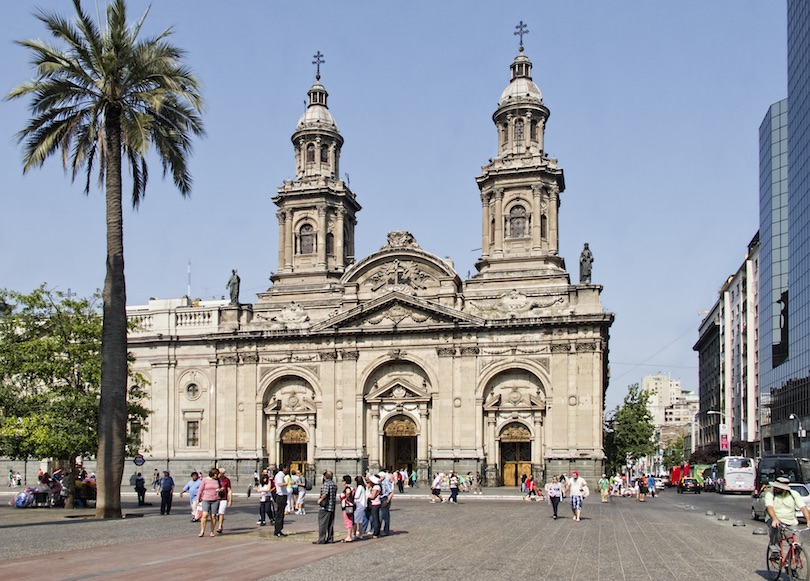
xmin=0 ymin=286 xmax=148 ymax=508
xmin=7 ymin=0 xmax=203 ymax=517
xmin=661 ymin=435 xmax=684 ymax=470
xmin=612 ymin=383 xmax=655 ymax=470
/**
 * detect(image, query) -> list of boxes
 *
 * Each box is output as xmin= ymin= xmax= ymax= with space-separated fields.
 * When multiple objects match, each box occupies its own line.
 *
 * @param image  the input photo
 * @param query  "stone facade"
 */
xmin=126 ymin=45 xmax=614 ymax=486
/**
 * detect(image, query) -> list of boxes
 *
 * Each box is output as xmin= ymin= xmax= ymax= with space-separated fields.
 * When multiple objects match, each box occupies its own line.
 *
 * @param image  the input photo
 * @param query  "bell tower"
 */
xmin=270 ymin=52 xmax=361 ymax=291
xmin=471 ymin=23 xmax=568 ymax=288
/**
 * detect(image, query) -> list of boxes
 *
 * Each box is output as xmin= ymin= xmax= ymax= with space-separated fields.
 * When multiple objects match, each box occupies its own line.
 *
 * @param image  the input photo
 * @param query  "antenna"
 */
xmin=187 ymin=260 xmax=192 ymax=297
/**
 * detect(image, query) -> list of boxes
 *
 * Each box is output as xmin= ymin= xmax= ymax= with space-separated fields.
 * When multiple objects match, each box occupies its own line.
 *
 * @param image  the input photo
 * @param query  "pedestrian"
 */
xmin=637 ymin=476 xmax=647 ymax=502
xmin=367 ymin=473 xmax=382 ymax=538
xmin=288 ymin=469 xmax=299 ymax=515
xmin=521 ymin=472 xmax=528 ymax=493
xmin=523 ymin=474 xmax=537 ymax=501
xmin=379 ymin=471 xmax=395 ymax=535
xmin=545 ymin=475 xmax=563 ymax=519
xmin=565 ymin=470 xmax=587 ymax=521
xmin=598 ymin=474 xmax=610 ymax=503
xmin=295 ymin=471 xmax=307 ymax=515
xmin=158 ymin=470 xmax=174 ymax=515
xmin=352 ymin=475 xmax=368 ymax=540
xmin=253 ymin=470 xmax=260 ymax=486
xmin=314 ymin=470 xmax=338 ymax=544
xmin=396 ymin=469 xmax=405 ymax=494
xmin=257 ymin=473 xmax=272 ymax=526
xmin=273 ymin=464 xmax=289 ymax=537
xmin=196 ymin=468 xmax=220 ymax=537
xmin=215 ymin=469 xmax=232 ymax=533
xmin=340 ymin=475 xmax=355 ymax=542
xmin=474 ymin=471 xmax=483 ymax=494
xmin=449 ymin=471 xmax=460 ymax=504
xmin=647 ymin=474 xmax=656 ymax=498
xmin=410 ymin=468 xmax=418 ymax=488
xmin=152 ymin=468 xmax=160 ymax=491
xmin=134 ymin=472 xmax=147 ymax=506
xmin=430 ymin=472 xmax=444 ymax=503
xmin=7 ymin=469 xmax=13 ymax=487
xmin=180 ymin=471 xmax=201 ymax=520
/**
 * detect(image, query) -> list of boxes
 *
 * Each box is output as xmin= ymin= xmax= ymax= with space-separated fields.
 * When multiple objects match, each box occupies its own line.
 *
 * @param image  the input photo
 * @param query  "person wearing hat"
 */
xmin=597 ymin=474 xmax=610 ymax=503
xmin=565 ymin=471 xmax=588 ymax=521
xmin=765 ymin=477 xmax=810 ymax=557
xmin=367 ymin=473 xmax=383 ymax=538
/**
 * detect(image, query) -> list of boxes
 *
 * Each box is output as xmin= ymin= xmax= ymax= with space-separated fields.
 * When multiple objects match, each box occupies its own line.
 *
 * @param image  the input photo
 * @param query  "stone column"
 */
xmin=317 ymin=206 xmax=327 ymax=268
xmin=256 ymin=403 xmax=265 ymax=462
xmin=266 ymin=415 xmax=278 ymax=468
xmin=418 ymin=404 xmax=429 ymax=462
xmin=548 ymin=185 xmax=559 ymax=256
xmin=480 ymin=194 xmax=490 ymax=259
xmin=369 ymin=405 xmax=380 ymax=470
xmin=538 ymin=117 xmax=546 ymax=153
xmin=276 ymin=210 xmax=286 ymax=274
xmin=284 ymin=211 xmax=294 ymax=271
xmin=335 ymin=208 xmax=345 ymax=267
xmin=493 ymin=189 xmax=504 ymax=257
xmin=531 ymin=185 xmax=542 ymax=253
xmin=307 ymin=415 xmax=316 ymax=466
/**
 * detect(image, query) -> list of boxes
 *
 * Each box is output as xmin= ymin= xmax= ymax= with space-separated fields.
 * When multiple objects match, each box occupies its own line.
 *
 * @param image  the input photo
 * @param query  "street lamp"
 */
xmin=707 ymin=410 xmax=731 ymax=457
xmin=789 ymin=414 xmax=805 ymax=456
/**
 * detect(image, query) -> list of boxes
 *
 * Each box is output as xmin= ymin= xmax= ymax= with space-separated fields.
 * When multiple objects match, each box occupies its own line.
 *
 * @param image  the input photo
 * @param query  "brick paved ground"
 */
xmin=0 ymin=488 xmax=786 ymax=580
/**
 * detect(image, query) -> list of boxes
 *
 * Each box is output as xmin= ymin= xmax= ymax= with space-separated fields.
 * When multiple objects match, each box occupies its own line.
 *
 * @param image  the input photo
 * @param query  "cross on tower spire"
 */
xmin=514 ymin=21 xmax=529 ymax=52
xmin=312 ymin=51 xmax=325 ymax=81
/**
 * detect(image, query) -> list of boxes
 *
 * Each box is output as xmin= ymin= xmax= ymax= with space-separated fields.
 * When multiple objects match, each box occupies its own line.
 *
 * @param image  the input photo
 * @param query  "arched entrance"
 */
xmin=280 ymin=425 xmax=308 ymax=475
xmin=383 ymin=415 xmax=417 ymax=472
xmin=500 ymin=423 xmax=531 ymax=487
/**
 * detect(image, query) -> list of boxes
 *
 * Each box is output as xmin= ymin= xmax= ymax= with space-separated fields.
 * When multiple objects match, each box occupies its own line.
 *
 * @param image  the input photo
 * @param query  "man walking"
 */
xmin=273 ymin=464 xmax=289 ymax=537
xmin=215 ymin=469 xmax=232 ymax=533
xmin=565 ymin=470 xmax=587 ymax=522
xmin=379 ymin=471 xmax=395 ymax=535
xmin=314 ymin=470 xmax=338 ymax=544
xmin=158 ymin=470 xmax=174 ymax=515
xmin=598 ymin=474 xmax=610 ymax=503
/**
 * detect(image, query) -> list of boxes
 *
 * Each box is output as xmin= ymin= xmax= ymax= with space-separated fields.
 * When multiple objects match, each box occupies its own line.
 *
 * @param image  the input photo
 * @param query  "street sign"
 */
xmin=133 ymin=454 xmax=145 ymax=466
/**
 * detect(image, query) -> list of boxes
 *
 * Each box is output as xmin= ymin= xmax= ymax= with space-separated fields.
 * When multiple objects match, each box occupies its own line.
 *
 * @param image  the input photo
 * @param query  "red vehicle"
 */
xmin=669 ymin=466 xmax=683 ymax=487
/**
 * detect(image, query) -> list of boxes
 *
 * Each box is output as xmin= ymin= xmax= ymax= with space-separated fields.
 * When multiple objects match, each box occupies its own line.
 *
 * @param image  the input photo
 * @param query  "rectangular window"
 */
xmin=186 ymin=421 xmax=200 ymax=447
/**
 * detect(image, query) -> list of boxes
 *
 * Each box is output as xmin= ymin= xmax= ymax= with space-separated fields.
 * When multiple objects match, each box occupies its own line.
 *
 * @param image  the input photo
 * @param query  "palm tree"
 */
xmin=7 ymin=0 xmax=204 ymax=518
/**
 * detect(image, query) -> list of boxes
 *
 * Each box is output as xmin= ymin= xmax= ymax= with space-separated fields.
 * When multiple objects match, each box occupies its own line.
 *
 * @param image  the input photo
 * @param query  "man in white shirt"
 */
xmin=565 ymin=471 xmax=587 ymax=522
xmin=430 ymin=472 xmax=444 ymax=503
xmin=273 ymin=464 xmax=289 ymax=537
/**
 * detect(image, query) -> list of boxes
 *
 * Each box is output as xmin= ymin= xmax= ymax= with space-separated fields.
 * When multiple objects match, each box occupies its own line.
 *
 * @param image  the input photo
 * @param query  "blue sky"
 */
xmin=0 ymin=1 xmax=787 ymax=410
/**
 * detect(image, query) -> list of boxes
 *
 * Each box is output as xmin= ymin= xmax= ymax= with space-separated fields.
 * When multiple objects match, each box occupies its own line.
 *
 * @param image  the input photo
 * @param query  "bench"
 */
xmin=32 ymin=491 xmax=51 ymax=508
xmin=74 ymin=487 xmax=97 ymax=507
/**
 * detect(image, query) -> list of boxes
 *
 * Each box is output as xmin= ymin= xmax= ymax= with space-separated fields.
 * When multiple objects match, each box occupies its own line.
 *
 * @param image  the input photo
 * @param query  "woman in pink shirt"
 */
xmin=196 ymin=468 xmax=221 ymax=537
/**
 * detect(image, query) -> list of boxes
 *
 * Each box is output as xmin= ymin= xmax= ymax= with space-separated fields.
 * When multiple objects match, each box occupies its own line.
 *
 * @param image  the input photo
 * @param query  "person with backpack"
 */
xmin=340 ymin=474 xmax=355 ymax=542
xmin=295 ymin=472 xmax=307 ymax=515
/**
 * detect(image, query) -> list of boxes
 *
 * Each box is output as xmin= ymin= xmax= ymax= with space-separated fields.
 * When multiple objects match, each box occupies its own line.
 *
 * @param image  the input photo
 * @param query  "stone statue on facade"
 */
xmin=226 ymin=269 xmax=240 ymax=305
xmin=579 ymin=243 xmax=593 ymax=284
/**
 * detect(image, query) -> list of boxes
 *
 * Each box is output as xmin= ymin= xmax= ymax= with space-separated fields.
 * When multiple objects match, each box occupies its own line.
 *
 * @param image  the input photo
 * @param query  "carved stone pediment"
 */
xmin=365 ymin=259 xmax=435 ymax=296
xmin=483 ymin=385 xmax=546 ymax=412
xmin=366 ymin=378 xmax=429 ymax=403
xmin=264 ymin=384 xmax=316 ymax=415
xmin=253 ymin=302 xmax=310 ymax=331
xmin=310 ymin=292 xmax=483 ymax=332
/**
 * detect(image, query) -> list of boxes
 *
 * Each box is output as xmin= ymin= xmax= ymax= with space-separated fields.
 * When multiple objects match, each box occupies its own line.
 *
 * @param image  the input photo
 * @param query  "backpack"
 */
xmin=303 ymin=475 xmax=312 ymax=491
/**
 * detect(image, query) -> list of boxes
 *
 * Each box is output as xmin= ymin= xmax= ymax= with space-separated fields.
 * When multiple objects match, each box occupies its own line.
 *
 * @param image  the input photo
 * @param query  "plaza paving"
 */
xmin=0 ymin=487 xmax=785 ymax=580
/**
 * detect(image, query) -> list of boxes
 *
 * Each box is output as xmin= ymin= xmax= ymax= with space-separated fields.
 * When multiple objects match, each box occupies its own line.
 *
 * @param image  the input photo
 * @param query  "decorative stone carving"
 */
xmin=500 ymin=423 xmax=531 ymax=442
xmin=382 ymin=231 xmax=420 ymax=249
xmin=241 ymin=353 xmax=259 ymax=364
xmin=576 ymin=342 xmax=598 ymax=352
xmin=384 ymin=415 xmax=417 ymax=436
xmin=265 ymin=384 xmax=316 ymax=414
xmin=367 ymin=259 xmax=433 ymax=296
xmin=460 ymin=346 xmax=480 ymax=356
xmin=436 ymin=347 xmax=456 ymax=357
xmin=340 ymin=350 xmax=359 ymax=360
xmin=319 ymin=351 xmax=338 ymax=360
xmin=550 ymin=344 xmax=571 ymax=353
xmin=366 ymin=305 xmax=433 ymax=325
xmin=466 ymin=289 xmax=566 ymax=319
xmin=219 ymin=355 xmax=238 ymax=365
xmin=280 ymin=425 xmax=308 ymax=443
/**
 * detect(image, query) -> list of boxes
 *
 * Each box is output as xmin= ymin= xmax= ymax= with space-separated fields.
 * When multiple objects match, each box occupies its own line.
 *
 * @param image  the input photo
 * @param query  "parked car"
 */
xmin=654 ymin=477 xmax=666 ymax=490
xmin=677 ymin=478 xmax=701 ymax=494
xmin=751 ymin=482 xmax=810 ymax=522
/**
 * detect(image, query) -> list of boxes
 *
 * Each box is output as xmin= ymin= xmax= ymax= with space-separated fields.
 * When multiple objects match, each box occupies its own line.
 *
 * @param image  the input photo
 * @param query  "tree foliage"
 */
xmin=611 ymin=383 xmax=655 ymax=466
xmin=662 ymin=435 xmax=684 ymax=469
xmin=0 ymin=286 xmax=148 ymax=506
xmin=7 ymin=0 xmax=203 ymax=518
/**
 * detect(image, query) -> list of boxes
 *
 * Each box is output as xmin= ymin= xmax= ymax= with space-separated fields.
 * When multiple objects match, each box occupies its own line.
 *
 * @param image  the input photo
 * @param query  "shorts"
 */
xmin=297 ymin=489 xmax=306 ymax=503
xmin=432 ymin=488 xmax=441 ymax=497
xmin=217 ymin=497 xmax=228 ymax=515
xmin=200 ymin=499 xmax=219 ymax=514
xmin=570 ymin=495 xmax=583 ymax=510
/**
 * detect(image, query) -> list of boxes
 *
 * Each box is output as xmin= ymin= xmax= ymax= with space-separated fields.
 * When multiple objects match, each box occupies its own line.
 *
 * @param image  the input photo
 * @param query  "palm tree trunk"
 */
xmin=96 ymin=105 xmax=128 ymax=519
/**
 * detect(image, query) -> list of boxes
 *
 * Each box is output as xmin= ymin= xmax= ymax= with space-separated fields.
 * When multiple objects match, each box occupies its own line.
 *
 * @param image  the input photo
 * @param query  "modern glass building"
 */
xmin=759 ymin=0 xmax=810 ymax=456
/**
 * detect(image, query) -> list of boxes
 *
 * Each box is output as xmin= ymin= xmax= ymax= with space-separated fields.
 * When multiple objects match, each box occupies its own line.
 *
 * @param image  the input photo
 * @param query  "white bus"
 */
xmin=716 ymin=456 xmax=756 ymax=493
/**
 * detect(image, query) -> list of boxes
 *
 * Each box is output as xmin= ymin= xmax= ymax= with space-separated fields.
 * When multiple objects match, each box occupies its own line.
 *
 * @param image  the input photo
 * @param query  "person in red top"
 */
xmin=215 ymin=469 xmax=232 ymax=534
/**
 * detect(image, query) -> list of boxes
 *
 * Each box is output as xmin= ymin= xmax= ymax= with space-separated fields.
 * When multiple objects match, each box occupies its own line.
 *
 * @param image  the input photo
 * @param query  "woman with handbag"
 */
xmin=340 ymin=475 xmax=355 ymax=542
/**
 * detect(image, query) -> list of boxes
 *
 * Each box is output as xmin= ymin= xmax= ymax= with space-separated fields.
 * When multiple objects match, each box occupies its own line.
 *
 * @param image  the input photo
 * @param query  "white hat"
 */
xmin=377 ymin=471 xmax=388 ymax=479
xmin=772 ymin=477 xmax=792 ymax=491
xmin=368 ymin=474 xmax=380 ymax=485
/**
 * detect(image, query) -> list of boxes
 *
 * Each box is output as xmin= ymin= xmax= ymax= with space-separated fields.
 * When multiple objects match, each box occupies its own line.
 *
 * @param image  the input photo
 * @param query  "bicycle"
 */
xmin=767 ymin=524 xmax=810 ymax=580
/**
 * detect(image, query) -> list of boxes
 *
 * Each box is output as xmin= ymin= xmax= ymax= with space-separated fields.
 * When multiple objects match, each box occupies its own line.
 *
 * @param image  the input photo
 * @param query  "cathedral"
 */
xmin=127 ymin=38 xmax=614 ymax=486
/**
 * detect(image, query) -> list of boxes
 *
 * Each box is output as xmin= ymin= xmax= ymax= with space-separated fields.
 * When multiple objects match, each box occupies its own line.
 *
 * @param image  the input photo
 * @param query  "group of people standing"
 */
xmin=333 ymin=470 xmax=396 ymax=543
xmin=542 ymin=472 xmax=589 ymax=521
xmin=162 ymin=468 xmax=233 ymax=536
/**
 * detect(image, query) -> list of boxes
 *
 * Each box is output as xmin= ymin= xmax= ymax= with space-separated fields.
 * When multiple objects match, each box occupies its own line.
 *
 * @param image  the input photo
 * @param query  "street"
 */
xmin=0 ymin=487 xmax=784 ymax=580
